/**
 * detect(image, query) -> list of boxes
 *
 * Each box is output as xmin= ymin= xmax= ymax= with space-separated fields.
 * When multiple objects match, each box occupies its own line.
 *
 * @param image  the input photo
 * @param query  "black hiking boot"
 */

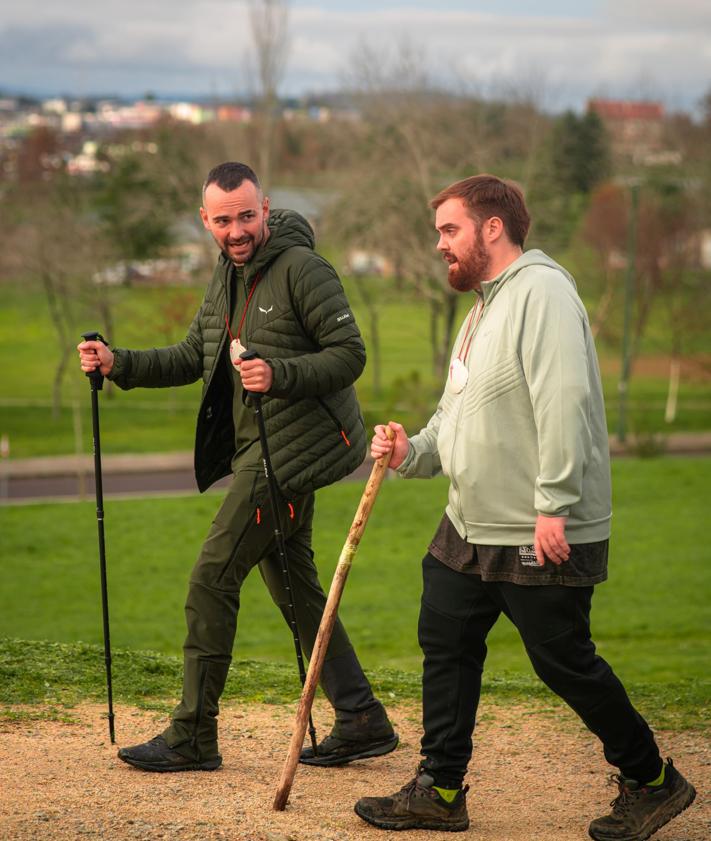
xmin=301 ymin=649 xmax=398 ymax=767
xmin=299 ymin=704 xmax=398 ymax=767
xmin=588 ymin=758 xmax=695 ymax=841
xmin=354 ymin=769 xmax=470 ymax=832
xmin=117 ymin=736 xmax=222 ymax=773
xmin=300 ymin=730 xmax=399 ymax=767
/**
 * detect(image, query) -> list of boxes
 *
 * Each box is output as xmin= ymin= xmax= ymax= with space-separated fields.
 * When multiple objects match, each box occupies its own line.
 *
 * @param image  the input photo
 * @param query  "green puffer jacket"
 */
xmin=108 ymin=209 xmax=367 ymax=494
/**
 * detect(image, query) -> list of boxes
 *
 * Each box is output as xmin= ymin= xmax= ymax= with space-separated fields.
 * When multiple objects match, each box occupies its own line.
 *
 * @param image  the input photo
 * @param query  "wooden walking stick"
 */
xmin=273 ymin=429 xmax=394 ymax=811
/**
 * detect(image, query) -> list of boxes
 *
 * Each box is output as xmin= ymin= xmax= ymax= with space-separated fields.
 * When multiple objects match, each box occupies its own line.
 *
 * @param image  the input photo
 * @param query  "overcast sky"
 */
xmin=1 ymin=1 xmax=710 ymax=113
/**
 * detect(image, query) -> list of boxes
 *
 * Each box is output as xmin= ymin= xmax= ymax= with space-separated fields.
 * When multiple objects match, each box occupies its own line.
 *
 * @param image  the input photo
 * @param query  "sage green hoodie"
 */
xmin=398 ymin=249 xmax=612 ymax=545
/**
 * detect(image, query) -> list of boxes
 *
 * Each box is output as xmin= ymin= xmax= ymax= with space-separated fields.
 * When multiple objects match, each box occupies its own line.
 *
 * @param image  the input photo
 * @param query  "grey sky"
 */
xmin=0 ymin=1 xmax=709 ymax=112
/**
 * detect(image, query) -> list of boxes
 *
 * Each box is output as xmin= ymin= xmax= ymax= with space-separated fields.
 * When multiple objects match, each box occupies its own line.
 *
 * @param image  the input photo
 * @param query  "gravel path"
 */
xmin=1 ymin=700 xmax=707 ymax=840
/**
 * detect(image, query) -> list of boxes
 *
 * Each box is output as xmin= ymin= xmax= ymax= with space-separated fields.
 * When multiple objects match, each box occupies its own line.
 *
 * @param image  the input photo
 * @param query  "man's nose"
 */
xmin=436 ymin=233 xmax=448 ymax=251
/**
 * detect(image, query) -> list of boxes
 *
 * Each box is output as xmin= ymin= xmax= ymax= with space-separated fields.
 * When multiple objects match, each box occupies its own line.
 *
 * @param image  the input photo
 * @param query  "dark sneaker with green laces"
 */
xmin=117 ymin=736 xmax=222 ymax=773
xmin=354 ymin=770 xmax=469 ymax=832
xmin=588 ymin=758 xmax=696 ymax=841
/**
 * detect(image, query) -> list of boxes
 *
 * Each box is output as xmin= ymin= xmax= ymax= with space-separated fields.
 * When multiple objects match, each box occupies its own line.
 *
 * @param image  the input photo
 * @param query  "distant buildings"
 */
xmin=0 ymin=94 xmax=359 ymax=180
xmin=587 ymin=98 xmax=682 ymax=165
xmin=0 ymin=96 xmax=254 ymax=137
xmin=0 ymin=92 xmax=688 ymax=183
xmin=0 ymin=94 xmax=356 ymax=143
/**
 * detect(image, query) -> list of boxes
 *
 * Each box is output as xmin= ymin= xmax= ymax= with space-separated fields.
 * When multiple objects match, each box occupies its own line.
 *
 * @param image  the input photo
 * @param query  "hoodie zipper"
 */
xmin=449 ymin=297 xmax=487 ymax=526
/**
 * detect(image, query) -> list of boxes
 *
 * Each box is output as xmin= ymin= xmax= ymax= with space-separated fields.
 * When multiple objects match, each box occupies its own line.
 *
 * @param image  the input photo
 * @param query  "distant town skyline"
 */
xmin=1 ymin=1 xmax=710 ymax=113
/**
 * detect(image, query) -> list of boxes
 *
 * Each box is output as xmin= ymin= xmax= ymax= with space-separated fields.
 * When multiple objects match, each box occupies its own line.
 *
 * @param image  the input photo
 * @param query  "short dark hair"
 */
xmin=202 ymin=161 xmax=261 ymax=198
xmin=430 ymin=174 xmax=531 ymax=247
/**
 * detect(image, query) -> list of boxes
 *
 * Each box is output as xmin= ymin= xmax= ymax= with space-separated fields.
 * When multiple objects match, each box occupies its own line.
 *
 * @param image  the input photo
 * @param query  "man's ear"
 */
xmin=199 ymin=207 xmax=210 ymax=230
xmin=484 ymin=216 xmax=505 ymax=243
xmin=262 ymin=196 xmax=270 ymax=219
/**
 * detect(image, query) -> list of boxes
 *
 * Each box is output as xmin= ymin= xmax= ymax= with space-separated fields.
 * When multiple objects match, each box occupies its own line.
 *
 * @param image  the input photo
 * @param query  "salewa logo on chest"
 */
xmin=258 ymin=305 xmax=273 ymax=314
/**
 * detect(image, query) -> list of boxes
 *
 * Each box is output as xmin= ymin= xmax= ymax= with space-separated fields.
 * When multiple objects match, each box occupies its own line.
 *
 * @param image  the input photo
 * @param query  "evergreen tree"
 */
xmin=550 ymin=109 xmax=610 ymax=195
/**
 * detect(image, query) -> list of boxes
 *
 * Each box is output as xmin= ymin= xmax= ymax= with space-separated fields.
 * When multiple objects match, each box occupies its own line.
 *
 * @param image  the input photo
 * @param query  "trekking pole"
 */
xmin=80 ymin=330 xmax=115 ymax=744
xmin=273 ymin=428 xmax=394 ymax=811
xmin=240 ymin=349 xmax=319 ymax=757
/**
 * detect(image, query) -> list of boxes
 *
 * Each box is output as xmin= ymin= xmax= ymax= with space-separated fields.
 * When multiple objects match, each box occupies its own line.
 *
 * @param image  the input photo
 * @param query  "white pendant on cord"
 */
xmin=229 ymin=338 xmax=247 ymax=369
xmin=447 ymin=357 xmax=469 ymax=394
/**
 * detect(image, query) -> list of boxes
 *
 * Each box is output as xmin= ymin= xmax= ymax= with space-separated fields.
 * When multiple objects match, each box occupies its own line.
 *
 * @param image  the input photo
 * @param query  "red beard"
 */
xmin=446 ymin=227 xmax=490 ymax=292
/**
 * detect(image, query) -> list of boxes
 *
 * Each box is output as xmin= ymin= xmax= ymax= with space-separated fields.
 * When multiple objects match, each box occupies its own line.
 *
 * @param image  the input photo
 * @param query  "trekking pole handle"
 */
xmin=81 ymin=331 xmax=109 ymax=391
xmin=239 ymin=348 xmax=263 ymax=401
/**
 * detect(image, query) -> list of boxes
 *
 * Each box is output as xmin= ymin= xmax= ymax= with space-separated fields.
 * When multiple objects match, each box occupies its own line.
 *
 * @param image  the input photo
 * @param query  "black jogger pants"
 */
xmin=418 ymin=552 xmax=662 ymax=789
xmin=162 ymin=468 xmax=378 ymax=759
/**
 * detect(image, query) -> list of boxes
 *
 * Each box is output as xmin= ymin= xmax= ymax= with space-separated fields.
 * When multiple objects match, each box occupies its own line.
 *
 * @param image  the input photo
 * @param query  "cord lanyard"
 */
xmin=447 ymin=298 xmax=484 ymax=395
xmin=225 ymin=273 xmax=261 ymax=369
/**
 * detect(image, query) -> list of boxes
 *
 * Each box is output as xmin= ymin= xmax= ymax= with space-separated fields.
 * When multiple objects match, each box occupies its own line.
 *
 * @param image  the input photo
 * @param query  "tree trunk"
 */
xmin=40 ymin=268 xmax=73 ymax=419
xmin=53 ymin=344 xmax=72 ymax=419
xmin=352 ymin=278 xmax=381 ymax=398
xmin=256 ymin=108 xmax=276 ymax=190
xmin=665 ymin=318 xmax=682 ymax=426
xmin=664 ymin=356 xmax=681 ymax=424
xmin=628 ymin=270 xmax=657 ymax=380
xmin=590 ymin=266 xmax=616 ymax=339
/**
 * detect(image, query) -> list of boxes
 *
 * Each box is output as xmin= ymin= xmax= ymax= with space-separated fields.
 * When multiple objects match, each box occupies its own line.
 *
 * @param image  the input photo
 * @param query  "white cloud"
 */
xmin=0 ymin=1 xmax=708 ymax=109
xmin=606 ymin=0 xmax=711 ymax=30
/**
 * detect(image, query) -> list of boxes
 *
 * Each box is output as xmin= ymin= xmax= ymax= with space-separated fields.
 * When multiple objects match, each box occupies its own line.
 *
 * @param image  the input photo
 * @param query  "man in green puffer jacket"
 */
xmin=78 ymin=161 xmax=397 ymax=772
xmin=356 ymin=175 xmax=695 ymax=839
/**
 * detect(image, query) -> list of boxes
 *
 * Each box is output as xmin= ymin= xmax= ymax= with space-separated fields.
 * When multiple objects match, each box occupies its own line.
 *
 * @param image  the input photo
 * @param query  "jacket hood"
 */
xmin=480 ymin=248 xmax=577 ymax=305
xmin=247 ymin=208 xmax=315 ymax=279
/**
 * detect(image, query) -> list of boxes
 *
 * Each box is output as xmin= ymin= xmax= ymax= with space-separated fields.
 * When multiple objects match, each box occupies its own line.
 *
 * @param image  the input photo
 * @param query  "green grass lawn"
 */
xmin=1 ymin=282 xmax=709 ymax=458
xmin=2 ymin=459 xmax=709 ymax=694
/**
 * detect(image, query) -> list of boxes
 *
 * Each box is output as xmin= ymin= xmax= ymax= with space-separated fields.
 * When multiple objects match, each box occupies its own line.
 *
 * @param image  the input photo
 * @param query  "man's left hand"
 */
xmin=239 ymin=358 xmax=273 ymax=393
xmin=534 ymin=515 xmax=570 ymax=566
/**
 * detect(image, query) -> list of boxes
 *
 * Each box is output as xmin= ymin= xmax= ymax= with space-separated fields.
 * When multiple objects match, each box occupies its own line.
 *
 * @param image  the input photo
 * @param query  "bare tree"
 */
xmin=330 ymin=43 xmax=468 ymax=381
xmin=650 ymin=184 xmax=709 ymax=424
xmin=582 ymin=178 xmax=709 ymax=426
xmin=1 ymin=183 xmax=112 ymax=416
xmin=582 ymin=182 xmax=628 ymax=339
xmin=247 ymin=0 xmax=290 ymax=188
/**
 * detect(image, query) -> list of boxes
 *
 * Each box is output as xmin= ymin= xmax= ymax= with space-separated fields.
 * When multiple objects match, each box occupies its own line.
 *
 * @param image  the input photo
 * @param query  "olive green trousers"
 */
xmin=162 ymin=469 xmax=377 ymax=759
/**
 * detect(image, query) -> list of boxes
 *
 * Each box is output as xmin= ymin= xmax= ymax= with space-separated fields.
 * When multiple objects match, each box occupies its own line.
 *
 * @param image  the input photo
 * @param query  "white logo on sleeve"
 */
xmin=518 ymin=545 xmax=539 ymax=567
xmin=336 ymin=311 xmax=351 ymax=323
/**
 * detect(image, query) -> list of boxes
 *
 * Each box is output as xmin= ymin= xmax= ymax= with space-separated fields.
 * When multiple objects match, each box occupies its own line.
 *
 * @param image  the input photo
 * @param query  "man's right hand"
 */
xmin=372 ymin=421 xmax=409 ymax=469
xmin=77 ymin=340 xmax=115 ymax=376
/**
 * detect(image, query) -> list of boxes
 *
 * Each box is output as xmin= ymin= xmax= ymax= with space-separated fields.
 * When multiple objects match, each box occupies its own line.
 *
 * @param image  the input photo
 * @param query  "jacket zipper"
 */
xmin=317 ymin=398 xmax=351 ymax=446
